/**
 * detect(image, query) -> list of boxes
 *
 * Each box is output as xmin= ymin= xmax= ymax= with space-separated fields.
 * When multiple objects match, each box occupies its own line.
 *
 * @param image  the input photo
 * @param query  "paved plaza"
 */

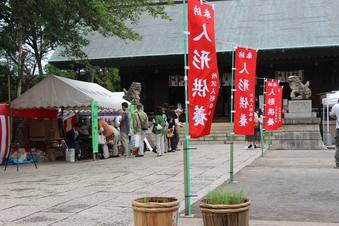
xmin=1 ymin=144 xmax=259 ymax=226
xmin=1 ymin=144 xmax=339 ymax=226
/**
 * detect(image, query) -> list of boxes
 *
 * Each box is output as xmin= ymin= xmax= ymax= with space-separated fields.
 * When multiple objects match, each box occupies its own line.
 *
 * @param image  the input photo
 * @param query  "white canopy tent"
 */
xmin=321 ymin=91 xmax=339 ymax=145
xmin=10 ymin=75 xmax=130 ymax=159
xmin=322 ymin=91 xmax=339 ymax=106
xmin=11 ymin=75 xmax=128 ymax=110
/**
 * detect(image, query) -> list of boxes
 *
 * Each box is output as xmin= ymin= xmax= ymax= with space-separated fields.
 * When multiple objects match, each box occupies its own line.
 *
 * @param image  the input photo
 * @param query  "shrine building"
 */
xmin=49 ymin=0 xmax=339 ymax=120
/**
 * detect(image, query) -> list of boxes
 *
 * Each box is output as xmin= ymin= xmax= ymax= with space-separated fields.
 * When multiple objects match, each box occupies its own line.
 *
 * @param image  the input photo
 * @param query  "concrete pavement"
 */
xmin=182 ymin=147 xmax=339 ymax=226
xmin=0 ymin=144 xmax=259 ymax=226
xmin=1 ymin=144 xmax=339 ymax=225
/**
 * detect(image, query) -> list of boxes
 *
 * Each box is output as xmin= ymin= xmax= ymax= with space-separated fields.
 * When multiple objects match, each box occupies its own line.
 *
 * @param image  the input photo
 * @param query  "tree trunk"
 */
xmin=89 ymin=69 xmax=95 ymax=82
xmin=16 ymin=40 xmax=23 ymax=97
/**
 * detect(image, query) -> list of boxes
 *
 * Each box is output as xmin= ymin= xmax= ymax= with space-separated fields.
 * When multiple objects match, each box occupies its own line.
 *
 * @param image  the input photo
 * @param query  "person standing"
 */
xmin=243 ymin=111 xmax=259 ymax=150
xmin=134 ymin=103 xmax=148 ymax=157
xmin=330 ymin=99 xmax=339 ymax=168
xmin=120 ymin=102 xmax=131 ymax=157
xmin=112 ymin=110 xmax=123 ymax=157
xmin=98 ymin=118 xmax=115 ymax=159
xmin=166 ymin=116 xmax=178 ymax=152
xmin=115 ymin=110 xmax=123 ymax=131
xmin=154 ymin=106 xmax=165 ymax=157
xmin=174 ymin=108 xmax=183 ymax=151
xmin=255 ymin=108 xmax=263 ymax=148
xmin=163 ymin=103 xmax=177 ymax=152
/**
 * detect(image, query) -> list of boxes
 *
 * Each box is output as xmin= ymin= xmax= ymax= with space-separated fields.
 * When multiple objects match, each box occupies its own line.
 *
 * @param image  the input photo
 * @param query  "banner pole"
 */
xmin=261 ymin=79 xmax=266 ymax=157
xmin=228 ymin=44 xmax=236 ymax=182
xmin=182 ymin=0 xmax=191 ymax=215
xmin=91 ymin=101 xmax=99 ymax=161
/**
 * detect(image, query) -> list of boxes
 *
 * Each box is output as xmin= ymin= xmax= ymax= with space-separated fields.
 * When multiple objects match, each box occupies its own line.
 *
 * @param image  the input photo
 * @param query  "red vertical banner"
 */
xmin=233 ymin=47 xmax=258 ymax=135
xmin=276 ymin=87 xmax=283 ymax=128
xmin=264 ymin=81 xmax=281 ymax=130
xmin=0 ymin=104 xmax=10 ymax=164
xmin=188 ymin=0 xmax=220 ymax=138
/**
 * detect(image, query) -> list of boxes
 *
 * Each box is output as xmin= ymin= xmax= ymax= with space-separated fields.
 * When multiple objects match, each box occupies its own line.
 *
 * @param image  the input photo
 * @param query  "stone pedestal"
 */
xmin=272 ymin=100 xmax=327 ymax=150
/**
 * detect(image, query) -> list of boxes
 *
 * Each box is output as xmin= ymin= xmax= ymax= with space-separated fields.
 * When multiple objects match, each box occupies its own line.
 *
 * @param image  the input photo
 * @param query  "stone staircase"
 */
xmin=177 ymin=122 xmax=282 ymax=146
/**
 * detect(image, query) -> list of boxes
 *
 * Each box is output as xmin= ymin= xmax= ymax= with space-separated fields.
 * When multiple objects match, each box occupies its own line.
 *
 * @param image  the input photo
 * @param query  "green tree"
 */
xmin=0 ymin=0 xmax=173 ymax=98
xmin=44 ymin=64 xmax=120 ymax=92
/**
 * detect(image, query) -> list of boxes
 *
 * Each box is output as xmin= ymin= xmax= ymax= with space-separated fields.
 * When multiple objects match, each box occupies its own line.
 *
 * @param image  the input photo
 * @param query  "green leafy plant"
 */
xmin=143 ymin=197 xmax=151 ymax=203
xmin=142 ymin=197 xmax=170 ymax=203
xmin=204 ymin=188 xmax=247 ymax=205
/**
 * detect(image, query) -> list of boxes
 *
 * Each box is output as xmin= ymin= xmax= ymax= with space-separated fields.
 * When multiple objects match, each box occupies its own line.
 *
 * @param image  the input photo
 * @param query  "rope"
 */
xmin=199 ymin=200 xmax=250 ymax=214
xmin=131 ymin=205 xmax=180 ymax=213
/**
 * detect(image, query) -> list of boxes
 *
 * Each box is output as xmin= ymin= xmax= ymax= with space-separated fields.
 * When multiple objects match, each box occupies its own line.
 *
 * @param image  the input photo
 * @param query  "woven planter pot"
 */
xmin=199 ymin=199 xmax=250 ymax=226
xmin=131 ymin=197 xmax=180 ymax=226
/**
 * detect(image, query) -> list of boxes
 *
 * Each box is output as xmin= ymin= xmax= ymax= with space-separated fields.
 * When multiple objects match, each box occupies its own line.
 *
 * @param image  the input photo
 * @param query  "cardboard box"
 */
xmin=29 ymin=121 xmax=47 ymax=140
xmin=44 ymin=153 xmax=55 ymax=161
xmin=54 ymin=151 xmax=63 ymax=157
xmin=44 ymin=155 xmax=49 ymax=162
xmin=53 ymin=147 xmax=66 ymax=160
xmin=49 ymin=130 xmax=55 ymax=139
xmin=44 ymin=147 xmax=65 ymax=160
xmin=46 ymin=148 xmax=55 ymax=155
xmin=29 ymin=119 xmax=61 ymax=141
xmin=10 ymin=150 xmax=26 ymax=159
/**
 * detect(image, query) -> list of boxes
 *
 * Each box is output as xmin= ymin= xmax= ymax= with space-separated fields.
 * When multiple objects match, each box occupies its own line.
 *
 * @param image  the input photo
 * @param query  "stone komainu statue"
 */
xmin=287 ymin=76 xmax=312 ymax=100
xmin=123 ymin=82 xmax=142 ymax=105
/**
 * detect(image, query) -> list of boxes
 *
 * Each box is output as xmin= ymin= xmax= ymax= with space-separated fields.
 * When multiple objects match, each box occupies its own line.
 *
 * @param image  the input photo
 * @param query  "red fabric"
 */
xmin=0 ymin=104 xmax=9 ymax=163
xmin=188 ymin=0 xmax=220 ymax=138
xmin=233 ymin=47 xmax=258 ymax=135
xmin=63 ymin=115 xmax=77 ymax=133
xmin=12 ymin=108 xmax=58 ymax=119
xmin=0 ymin=104 xmax=9 ymax=115
xmin=264 ymin=81 xmax=281 ymax=130
xmin=277 ymin=87 xmax=283 ymax=128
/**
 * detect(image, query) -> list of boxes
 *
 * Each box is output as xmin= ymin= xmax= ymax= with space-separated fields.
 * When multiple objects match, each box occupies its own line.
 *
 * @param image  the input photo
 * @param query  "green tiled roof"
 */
xmin=49 ymin=0 xmax=339 ymax=66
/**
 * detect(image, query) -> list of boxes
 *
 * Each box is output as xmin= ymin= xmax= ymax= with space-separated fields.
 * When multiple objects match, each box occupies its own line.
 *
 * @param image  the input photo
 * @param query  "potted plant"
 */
xmin=131 ymin=196 xmax=180 ymax=226
xmin=199 ymin=188 xmax=250 ymax=226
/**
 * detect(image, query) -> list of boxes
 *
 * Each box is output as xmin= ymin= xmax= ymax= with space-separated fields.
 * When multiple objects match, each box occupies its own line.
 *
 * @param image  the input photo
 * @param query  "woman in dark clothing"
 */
xmin=166 ymin=116 xmax=179 ymax=152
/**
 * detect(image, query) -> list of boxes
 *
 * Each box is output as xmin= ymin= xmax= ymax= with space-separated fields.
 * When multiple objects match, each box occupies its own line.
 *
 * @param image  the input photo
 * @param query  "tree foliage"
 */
xmin=44 ymin=64 xmax=120 ymax=92
xmin=0 ymin=0 xmax=173 ymax=99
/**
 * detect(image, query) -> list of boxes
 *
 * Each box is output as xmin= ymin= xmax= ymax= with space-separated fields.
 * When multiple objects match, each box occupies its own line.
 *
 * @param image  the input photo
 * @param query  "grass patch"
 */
xmin=204 ymin=188 xmax=247 ymax=205
xmin=142 ymin=197 xmax=170 ymax=203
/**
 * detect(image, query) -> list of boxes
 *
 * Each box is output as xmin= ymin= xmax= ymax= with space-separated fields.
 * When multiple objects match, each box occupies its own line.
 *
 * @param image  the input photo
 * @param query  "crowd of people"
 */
xmin=152 ymin=104 xmax=183 ymax=157
xmin=65 ymin=102 xmax=184 ymax=160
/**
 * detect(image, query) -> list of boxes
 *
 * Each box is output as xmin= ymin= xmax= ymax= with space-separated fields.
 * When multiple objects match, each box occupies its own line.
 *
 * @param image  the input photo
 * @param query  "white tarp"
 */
xmin=321 ymin=91 xmax=339 ymax=137
xmin=322 ymin=91 xmax=339 ymax=106
xmin=11 ymin=75 xmax=128 ymax=110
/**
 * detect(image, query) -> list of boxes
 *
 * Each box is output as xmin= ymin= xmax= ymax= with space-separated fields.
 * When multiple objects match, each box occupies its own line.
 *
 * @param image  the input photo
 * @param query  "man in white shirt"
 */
xmin=174 ymin=109 xmax=183 ymax=151
xmin=330 ymin=99 xmax=339 ymax=168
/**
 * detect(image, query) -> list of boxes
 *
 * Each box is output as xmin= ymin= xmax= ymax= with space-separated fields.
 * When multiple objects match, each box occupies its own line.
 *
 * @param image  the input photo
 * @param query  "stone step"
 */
xmin=177 ymin=137 xmax=281 ymax=145
xmin=173 ymin=122 xmax=282 ymax=145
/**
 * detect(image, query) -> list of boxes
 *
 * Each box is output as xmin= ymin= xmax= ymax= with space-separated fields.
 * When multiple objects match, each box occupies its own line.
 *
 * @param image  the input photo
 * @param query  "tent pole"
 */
xmin=327 ymin=103 xmax=330 ymax=134
xmin=322 ymin=103 xmax=326 ymax=143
